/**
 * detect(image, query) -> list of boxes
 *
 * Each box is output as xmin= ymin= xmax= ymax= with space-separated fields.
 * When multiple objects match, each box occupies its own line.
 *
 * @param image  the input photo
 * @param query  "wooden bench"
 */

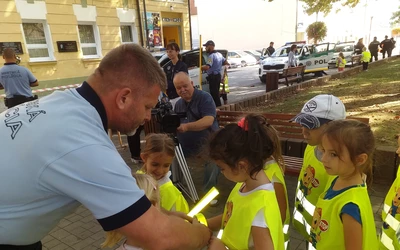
xmin=278 ymin=65 xmax=306 ymax=87
xmin=216 ymin=110 xmax=370 ymax=176
xmin=351 ymin=54 xmax=362 ymax=67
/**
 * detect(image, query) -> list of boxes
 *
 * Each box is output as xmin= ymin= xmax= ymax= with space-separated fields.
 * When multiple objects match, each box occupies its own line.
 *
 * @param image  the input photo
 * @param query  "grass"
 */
xmin=246 ymin=58 xmax=400 ymax=147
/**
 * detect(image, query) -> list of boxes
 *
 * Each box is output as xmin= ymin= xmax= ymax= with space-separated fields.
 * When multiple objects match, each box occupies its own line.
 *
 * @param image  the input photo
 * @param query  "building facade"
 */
xmin=0 ymin=0 xmax=191 ymax=87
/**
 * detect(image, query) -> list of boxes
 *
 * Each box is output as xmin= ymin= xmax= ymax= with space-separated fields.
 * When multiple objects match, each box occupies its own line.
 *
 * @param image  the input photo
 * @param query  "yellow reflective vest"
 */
xmin=264 ymin=160 xmax=290 ymax=249
xmin=380 ymin=166 xmax=400 ymax=250
xmin=361 ymin=51 xmax=371 ymax=63
xmin=292 ymin=145 xmax=334 ymax=240
xmin=159 ymin=180 xmax=189 ymax=213
xmin=308 ymin=179 xmax=378 ymax=249
xmin=336 ymin=57 xmax=347 ymax=68
xmin=219 ymin=75 xmax=230 ymax=93
xmin=221 ymin=182 xmax=285 ymax=250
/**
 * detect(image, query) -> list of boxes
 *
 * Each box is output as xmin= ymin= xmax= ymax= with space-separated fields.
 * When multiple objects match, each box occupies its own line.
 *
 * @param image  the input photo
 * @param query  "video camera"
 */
xmin=152 ymin=96 xmax=183 ymax=134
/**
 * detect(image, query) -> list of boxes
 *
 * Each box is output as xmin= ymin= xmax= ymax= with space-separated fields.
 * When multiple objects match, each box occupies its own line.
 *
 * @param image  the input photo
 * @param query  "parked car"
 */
xmin=158 ymin=49 xmax=228 ymax=93
xmin=227 ymin=50 xmax=258 ymax=67
xmin=151 ymin=51 xmax=166 ymax=61
xmin=258 ymin=41 xmax=336 ymax=83
xmin=327 ymin=42 xmax=355 ymax=68
xmin=244 ymin=50 xmax=261 ymax=62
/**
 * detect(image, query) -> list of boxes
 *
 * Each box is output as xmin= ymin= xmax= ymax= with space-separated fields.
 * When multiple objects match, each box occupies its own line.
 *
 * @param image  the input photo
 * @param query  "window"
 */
xmin=21 ymin=22 xmax=53 ymax=62
xmin=77 ymin=24 xmax=101 ymax=58
xmin=120 ymin=25 xmax=133 ymax=43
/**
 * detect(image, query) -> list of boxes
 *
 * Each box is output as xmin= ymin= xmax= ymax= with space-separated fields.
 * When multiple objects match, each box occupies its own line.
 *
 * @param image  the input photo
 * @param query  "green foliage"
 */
xmin=306 ymin=22 xmax=328 ymax=44
xmin=391 ymin=6 xmax=400 ymax=25
xmin=301 ymin=0 xmax=361 ymax=16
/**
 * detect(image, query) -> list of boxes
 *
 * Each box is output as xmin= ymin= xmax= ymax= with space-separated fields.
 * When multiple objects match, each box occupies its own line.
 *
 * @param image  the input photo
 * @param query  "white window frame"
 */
xmin=76 ymin=22 xmax=102 ymax=59
xmin=20 ymin=20 xmax=55 ymax=63
xmin=120 ymin=23 xmax=139 ymax=44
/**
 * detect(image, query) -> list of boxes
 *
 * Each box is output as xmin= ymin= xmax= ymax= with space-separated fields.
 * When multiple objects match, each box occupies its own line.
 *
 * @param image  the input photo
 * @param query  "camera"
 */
xmin=152 ymin=97 xmax=182 ymax=134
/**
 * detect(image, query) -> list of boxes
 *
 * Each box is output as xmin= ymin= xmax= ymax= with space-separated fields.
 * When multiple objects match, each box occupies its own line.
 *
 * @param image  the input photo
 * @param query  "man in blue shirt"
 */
xmin=0 ymin=44 xmax=211 ymax=250
xmin=0 ymin=48 xmax=39 ymax=108
xmin=201 ymin=40 xmax=228 ymax=107
xmin=174 ymin=72 xmax=220 ymax=204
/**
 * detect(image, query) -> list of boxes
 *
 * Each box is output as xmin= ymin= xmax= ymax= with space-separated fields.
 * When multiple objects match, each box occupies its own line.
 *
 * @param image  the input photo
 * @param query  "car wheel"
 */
xmin=241 ymin=60 xmax=246 ymax=67
xmin=260 ymin=75 xmax=266 ymax=83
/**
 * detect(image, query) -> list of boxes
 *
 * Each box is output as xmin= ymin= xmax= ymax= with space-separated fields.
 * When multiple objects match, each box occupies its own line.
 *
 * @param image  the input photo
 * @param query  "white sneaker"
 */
xmin=210 ymin=199 xmax=219 ymax=207
xmin=131 ymin=157 xmax=143 ymax=164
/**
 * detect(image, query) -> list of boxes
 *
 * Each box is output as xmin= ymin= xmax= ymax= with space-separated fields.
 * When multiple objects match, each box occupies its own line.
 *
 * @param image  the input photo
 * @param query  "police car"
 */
xmin=258 ymin=41 xmax=336 ymax=83
xmin=158 ymin=49 xmax=228 ymax=93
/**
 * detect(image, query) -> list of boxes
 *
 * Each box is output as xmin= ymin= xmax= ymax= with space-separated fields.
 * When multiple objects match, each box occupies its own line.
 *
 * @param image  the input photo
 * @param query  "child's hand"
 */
xmin=208 ymin=237 xmax=226 ymax=250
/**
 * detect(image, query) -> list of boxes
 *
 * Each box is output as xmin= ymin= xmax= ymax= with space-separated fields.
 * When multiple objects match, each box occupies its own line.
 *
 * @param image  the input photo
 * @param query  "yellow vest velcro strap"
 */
xmin=296 ymin=188 xmax=316 ymax=215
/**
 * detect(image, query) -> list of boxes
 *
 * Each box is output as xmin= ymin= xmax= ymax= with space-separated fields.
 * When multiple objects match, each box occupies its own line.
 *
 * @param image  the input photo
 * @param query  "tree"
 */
xmin=306 ymin=22 xmax=328 ymax=44
xmin=391 ymin=6 xmax=400 ymax=25
xmin=301 ymin=0 xmax=361 ymax=18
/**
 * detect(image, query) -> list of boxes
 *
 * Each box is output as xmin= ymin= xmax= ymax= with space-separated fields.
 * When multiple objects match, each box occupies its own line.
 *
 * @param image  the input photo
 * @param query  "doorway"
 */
xmin=162 ymin=26 xmax=182 ymax=48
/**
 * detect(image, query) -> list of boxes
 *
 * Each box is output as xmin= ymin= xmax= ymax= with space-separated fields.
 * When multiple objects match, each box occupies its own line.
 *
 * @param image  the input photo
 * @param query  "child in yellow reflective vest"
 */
xmin=102 ymin=173 xmax=160 ymax=249
xmin=206 ymin=114 xmax=285 ymax=250
xmin=308 ymin=120 xmax=378 ymax=249
xmin=219 ymin=65 xmax=230 ymax=105
xmin=138 ymin=133 xmax=189 ymax=213
xmin=291 ymin=95 xmax=346 ymax=242
xmin=361 ymin=47 xmax=371 ymax=71
xmin=380 ymin=134 xmax=400 ymax=250
xmin=336 ymin=52 xmax=346 ymax=72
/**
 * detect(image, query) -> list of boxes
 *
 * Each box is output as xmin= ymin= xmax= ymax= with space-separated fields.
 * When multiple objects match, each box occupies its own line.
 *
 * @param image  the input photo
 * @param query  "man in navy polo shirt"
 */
xmin=201 ymin=40 xmax=228 ymax=107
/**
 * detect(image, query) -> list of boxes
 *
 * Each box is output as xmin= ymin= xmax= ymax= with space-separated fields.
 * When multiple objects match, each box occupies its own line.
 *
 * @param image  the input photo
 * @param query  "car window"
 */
xmin=182 ymin=51 xmax=204 ymax=68
xmin=313 ymin=44 xmax=328 ymax=53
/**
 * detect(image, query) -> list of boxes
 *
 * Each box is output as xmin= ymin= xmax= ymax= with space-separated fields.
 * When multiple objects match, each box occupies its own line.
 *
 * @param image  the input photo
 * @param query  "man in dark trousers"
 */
xmin=380 ymin=35 xmax=394 ymax=58
xmin=368 ymin=37 xmax=380 ymax=62
xmin=201 ymin=40 xmax=228 ymax=107
xmin=267 ymin=41 xmax=275 ymax=56
xmin=0 ymin=48 xmax=39 ymax=108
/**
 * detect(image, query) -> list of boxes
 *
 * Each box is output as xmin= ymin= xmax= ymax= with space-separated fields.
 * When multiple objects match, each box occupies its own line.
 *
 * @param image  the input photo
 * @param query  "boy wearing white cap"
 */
xmin=291 ymin=94 xmax=346 ymax=242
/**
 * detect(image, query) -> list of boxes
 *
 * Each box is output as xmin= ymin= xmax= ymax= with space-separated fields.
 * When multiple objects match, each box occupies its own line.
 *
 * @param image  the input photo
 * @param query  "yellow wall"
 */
xmin=0 ymin=0 xmax=191 ymax=86
xmin=163 ymin=26 xmax=180 ymax=47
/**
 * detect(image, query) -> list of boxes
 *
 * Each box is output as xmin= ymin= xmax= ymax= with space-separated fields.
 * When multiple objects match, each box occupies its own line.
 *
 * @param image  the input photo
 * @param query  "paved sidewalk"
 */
xmin=42 ymin=135 xmax=390 ymax=250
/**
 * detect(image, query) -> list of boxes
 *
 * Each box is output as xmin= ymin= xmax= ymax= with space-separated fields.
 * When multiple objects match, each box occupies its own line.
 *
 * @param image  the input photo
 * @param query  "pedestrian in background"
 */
xmin=336 ymin=52 xmax=346 ymax=72
xmin=267 ymin=41 xmax=275 ymax=56
xmin=288 ymin=44 xmax=297 ymax=67
xmin=354 ymin=38 xmax=364 ymax=55
xmin=361 ymin=47 xmax=371 ymax=71
xmin=381 ymin=35 xmax=394 ymax=59
xmin=0 ymin=48 xmax=39 ymax=108
xmin=368 ymin=37 xmax=380 ymax=62
xmin=201 ymin=40 xmax=228 ymax=107
xmin=219 ymin=65 xmax=229 ymax=105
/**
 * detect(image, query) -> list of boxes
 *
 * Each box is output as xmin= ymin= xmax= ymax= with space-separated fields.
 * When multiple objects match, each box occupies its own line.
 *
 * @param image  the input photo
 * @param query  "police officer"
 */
xmin=368 ymin=36 xmax=380 ymax=62
xmin=0 ymin=48 xmax=38 ymax=109
xmin=201 ymin=40 xmax=228 ymax=107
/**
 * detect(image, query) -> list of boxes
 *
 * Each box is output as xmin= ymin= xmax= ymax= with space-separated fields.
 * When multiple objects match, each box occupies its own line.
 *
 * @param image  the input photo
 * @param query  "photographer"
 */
xmin=0 ymin=48 xmax=39 ymax=108
xmin=173 ymin=72 xmax=220 ymax=203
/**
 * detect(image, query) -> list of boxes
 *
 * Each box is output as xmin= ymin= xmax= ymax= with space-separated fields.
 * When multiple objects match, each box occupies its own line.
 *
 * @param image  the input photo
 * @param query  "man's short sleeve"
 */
xmin=39 ymin=144 xmax=151 ymax=231
xmin=25 ymin=68 xmax=37 ymax=84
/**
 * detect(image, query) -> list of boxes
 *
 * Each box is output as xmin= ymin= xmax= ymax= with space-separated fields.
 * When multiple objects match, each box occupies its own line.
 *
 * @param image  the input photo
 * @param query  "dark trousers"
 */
xmin=382 ymin=49 xmax=392 ymax=59
xmin=0 ymin=241 xmax=42 ymax=250
xmin=362 ymin=62 xmax=369 ymax=70
xmin=220 ymin=93 xmax=227 ymax=101
xmin=370 ymin=51 xmax=378 ymax=62
xmin=207 ymin=74 xmax=222 ymax=107
xmin=4 ymin=95 xmax=37 ymax=109
xmin=127 ymin=125 xmax=143 ymax=158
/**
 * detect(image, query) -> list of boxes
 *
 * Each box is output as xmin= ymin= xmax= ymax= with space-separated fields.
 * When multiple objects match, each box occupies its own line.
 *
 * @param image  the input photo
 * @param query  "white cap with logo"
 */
xmin=291 ymin=94 xmax=346 ymax=129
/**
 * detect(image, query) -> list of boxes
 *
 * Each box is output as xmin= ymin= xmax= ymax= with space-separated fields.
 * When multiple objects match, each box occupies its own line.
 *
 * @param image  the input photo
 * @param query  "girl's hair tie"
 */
xmin=237 ymin=118 xmax=248 ymax=131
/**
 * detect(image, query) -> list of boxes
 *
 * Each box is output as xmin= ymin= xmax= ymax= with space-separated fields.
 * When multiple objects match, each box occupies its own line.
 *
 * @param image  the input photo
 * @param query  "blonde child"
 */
xmin=379 ymin=134 xmax=400 ymax=249
xmin=308 ymin=120 xmax=378 ymax=249
xmin=102 ymin=173 xmax=160 ymax=250
xmin=206 ymin=114 xmax=285 ymax=250
xmin=336 ymin=52 xmax=346 ymax=72
xmin=139 ymin=133 xmax=189 ymax=213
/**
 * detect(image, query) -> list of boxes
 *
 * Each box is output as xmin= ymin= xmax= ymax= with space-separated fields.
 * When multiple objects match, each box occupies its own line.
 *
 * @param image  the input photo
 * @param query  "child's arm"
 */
xmin=342 ymin=213 xmax=362 ymax=250
xmin=251 ymin=226 xmax=274 ymax=250
xmin=273 ymin=183 xmax=287 ymax=223
xmin=208 ymin=237 xmax=227 ymax=250
xmin=207 ymin=214 xmax=223 ymax=231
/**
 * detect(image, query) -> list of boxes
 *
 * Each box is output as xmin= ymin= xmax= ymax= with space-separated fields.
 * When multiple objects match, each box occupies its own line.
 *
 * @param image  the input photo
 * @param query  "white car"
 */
xmin=328 ymin=42 xmax=355 ymax=68
xmin=227 ymin=50 xmax=258 ymax=67
xmin=258 ymin=42 xmax=336 ymax=83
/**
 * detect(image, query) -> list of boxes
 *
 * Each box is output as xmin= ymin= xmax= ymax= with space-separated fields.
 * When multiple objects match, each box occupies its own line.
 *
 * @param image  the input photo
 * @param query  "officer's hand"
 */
xmin=208 ymin=237 xmax=226 ymax=250
xmin=177 ymin=124 xmax=189 ymax=133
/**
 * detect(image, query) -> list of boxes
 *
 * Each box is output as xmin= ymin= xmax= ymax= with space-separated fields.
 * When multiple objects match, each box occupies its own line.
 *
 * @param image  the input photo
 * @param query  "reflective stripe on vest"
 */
xmin=381 ymin=230 xmax=396 ymax=250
